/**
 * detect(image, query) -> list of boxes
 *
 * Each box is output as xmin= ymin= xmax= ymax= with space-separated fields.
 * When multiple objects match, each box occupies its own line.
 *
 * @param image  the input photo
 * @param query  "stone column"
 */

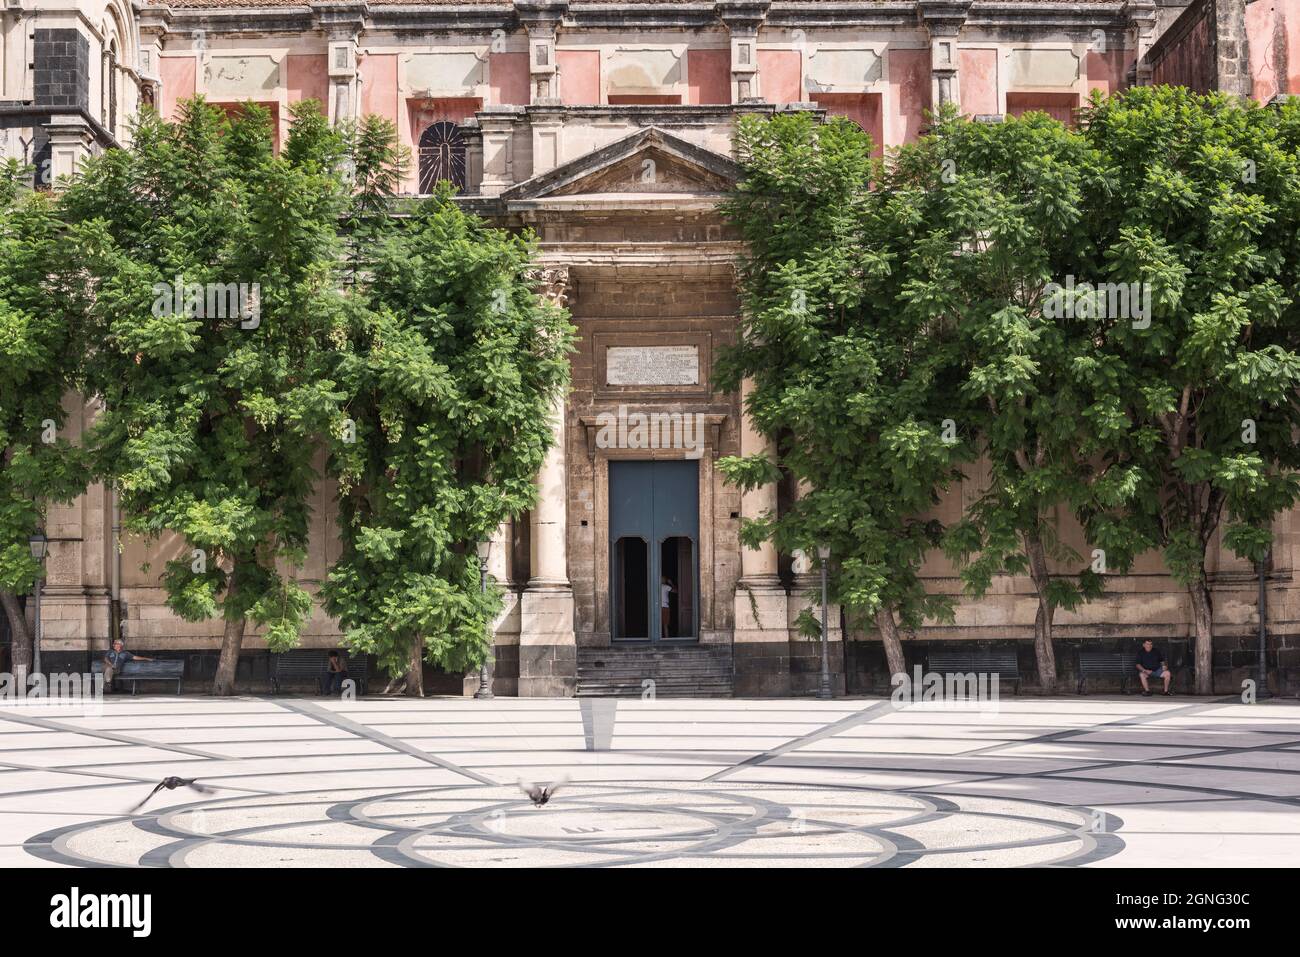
xmin=732 ymin=377 xmax=791 ymax=696
xmin=466 ymin=519 xmax=521 ymax=696
xmin=517 ymin=2 xmax=566 ymax=102
xmin=918 ymin=0 xmax=973 ymax=110
xmin=519 ymin=267 xmax=576 ymax=696
xmin=787 ymin=482 xmax=844 ymax=695
xmin=1124 ymin=0 xmax=1158 ymax=87
xmin=477 ymin=107 xmax=523 ymax=196
xmin=314 ymin=5 xmax=366 ymax=127
xmin=1212 ymin=0 xmax=1251 ymax=96
xmin=41 ymin=395 xmax=111 ymax=667
xmin=42 ymin=116 xmax=94 ymax=182
xmin=719 ymin=1 xmax=769 ymax=103
xmin=136 ymin=15 xmax=167 ymax=113
xmin=530 ymin=106 xmax=564 ymax=177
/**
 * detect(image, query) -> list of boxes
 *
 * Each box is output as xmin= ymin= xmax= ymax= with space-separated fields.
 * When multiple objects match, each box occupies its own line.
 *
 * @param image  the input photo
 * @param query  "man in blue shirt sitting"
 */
xmin=1135 ymin=639 xmax=1172 ymax=696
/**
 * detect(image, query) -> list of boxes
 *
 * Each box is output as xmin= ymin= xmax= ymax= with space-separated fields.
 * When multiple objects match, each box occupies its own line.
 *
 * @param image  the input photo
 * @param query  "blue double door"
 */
xmin=609 ymin=460 xmax=699 ymax=642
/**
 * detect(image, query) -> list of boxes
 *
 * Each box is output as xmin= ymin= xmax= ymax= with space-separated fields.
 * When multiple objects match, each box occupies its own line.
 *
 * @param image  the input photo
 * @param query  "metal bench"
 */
xmin=270 ymin=649 xmax=368 ymax=696
xmin=926 ymin=648 xmax=1021 ymax=695
xmin=91 ymin=659 xmax=184 ymax=695
xmin=1077 ymin=651 xmax=1134 ymax=694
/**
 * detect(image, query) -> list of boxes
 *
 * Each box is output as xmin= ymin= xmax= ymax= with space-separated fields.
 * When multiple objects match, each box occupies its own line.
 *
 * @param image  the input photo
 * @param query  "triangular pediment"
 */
xmin=501 ymin=127 xmax=741 ymax=201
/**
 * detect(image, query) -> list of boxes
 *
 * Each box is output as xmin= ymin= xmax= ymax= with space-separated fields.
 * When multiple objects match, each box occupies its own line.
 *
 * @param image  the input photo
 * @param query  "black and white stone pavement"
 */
xmin=2 ymin=696 xmax=1297 ymax=867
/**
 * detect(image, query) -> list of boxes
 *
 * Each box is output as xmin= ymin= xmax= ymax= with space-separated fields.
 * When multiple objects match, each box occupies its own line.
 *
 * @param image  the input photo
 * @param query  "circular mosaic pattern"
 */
xmin=26 ymin=781 xmax=1123 ymax=868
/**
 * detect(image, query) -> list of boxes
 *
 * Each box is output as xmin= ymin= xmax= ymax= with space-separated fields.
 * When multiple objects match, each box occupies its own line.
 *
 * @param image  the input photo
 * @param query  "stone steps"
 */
xmin=577 ymin=644 xmax=733 ymax=698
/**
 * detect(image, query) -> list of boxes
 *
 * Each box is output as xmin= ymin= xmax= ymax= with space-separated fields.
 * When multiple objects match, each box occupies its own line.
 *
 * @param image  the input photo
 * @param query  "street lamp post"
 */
xmin=817 ymin=543 xmax=832 ymax=700
xmin=28 ymin=531 xmax=48 ymax=679
xmin=1257 ymin=556 xmax=1271 ymax=700
xmin=475 ymin=540 xmax=494 ymax=700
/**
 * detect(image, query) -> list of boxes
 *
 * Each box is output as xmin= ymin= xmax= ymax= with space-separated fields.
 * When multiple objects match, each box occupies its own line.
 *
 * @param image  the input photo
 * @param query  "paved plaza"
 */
xmin=1 ymin=695 xmax=1297 ymax=868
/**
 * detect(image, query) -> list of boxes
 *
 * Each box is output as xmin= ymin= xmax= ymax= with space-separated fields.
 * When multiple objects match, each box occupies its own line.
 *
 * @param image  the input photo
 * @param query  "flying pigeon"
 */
xmin=128 ymin=776 xmax=217 ymax=812
xmin=517 ymin=775 xmax=568 ymax=807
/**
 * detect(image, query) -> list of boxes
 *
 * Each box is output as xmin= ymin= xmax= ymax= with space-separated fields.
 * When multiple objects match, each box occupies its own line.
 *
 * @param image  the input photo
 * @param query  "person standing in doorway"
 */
xmin=660 ymin=576 xmax=674 ymax=638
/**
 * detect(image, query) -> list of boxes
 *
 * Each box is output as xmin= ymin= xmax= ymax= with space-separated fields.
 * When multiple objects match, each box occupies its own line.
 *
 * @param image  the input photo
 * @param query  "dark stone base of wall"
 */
xmin=518 ymin=643 xmax=578 ymax=697
xmin=733 ymin=642 xmax=791 ymax=696
xmin=734 ymin=641 xmax=847 ymax=696
xmin=844 ymin=634 xmax=1300 ymax=697
xmin=430 ymin=644 xmax=521 ymax=697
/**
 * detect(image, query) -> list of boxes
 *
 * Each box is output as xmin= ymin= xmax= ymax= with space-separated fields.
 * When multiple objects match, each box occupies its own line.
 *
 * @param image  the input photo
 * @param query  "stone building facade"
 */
xmin=7 ymin=0 xmax=1300 ymax=695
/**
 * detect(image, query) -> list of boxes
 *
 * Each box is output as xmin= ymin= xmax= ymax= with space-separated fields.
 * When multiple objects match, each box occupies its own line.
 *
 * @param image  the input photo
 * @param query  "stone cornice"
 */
xmin=312 ymin=0 xmax=368 ymax=36
xmin=963 ymin=2 xmax=1132 ymax=30
xmin=916 ymin=0 xmax=972 ymax=36
xmin=716 ymin=0 xmax=771 ymax=30
xmin=146 ymin=1 xmax=1134 ymax=41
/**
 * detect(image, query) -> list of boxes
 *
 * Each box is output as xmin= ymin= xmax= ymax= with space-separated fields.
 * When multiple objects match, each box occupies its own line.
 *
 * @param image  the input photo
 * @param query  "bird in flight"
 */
xmin=517 ymin=775 xmax=568 ymax=807
xmin=129 ymin=777 xmax=217 ymax=812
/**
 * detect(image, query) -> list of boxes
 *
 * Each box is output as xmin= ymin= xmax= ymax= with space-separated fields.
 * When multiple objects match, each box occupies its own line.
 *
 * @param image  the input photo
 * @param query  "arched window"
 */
xmin=417 ymin=121 xmax=466 ymax=194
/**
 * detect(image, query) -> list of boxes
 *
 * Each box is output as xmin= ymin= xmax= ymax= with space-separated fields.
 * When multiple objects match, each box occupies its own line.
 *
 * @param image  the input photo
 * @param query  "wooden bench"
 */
xmin=91 ymin=659 xmax=184 ymax=695
xmin=1076 ymin=651 xmax=1134 ymax=694
xmin=1079 ymin=649 xmax=1190 ymax=694
xmin=926 ymin=648 xmax=1021 ymax=695
xmin=270 ymin=649 xmax=368 ymax=696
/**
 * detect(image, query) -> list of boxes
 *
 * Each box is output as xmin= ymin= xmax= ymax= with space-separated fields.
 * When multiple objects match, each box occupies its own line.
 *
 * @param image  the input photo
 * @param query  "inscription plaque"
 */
xmin=605 ymin=345 xmax=699 ymax=386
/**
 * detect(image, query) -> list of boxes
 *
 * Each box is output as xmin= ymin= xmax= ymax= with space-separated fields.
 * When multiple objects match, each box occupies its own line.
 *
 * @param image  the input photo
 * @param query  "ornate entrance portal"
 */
xmin=609 ymin=460 xmax=699 ymax=642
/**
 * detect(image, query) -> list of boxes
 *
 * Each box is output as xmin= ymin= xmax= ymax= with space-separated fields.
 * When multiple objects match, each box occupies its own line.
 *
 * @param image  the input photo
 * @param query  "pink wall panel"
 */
xmin=810 ymin=92 xmax=884 ymax=157
xmin=408 ymin=97 xmax=482 ymax=131
xmin=489 ymin=52 xmax=530 ymax=106
xmin=1006 ymin=92 xmax=1080 ymax=126
xmin=1248 ymin=0 xmax=1282 ymax=101
xmin=889 ymin=48 xmax=931 ymax=146
xmin=359 ymin=53 xmax=398 ymax=123
xmin=1289 ymin=0 xmax=1300 ymax=93
xmin=558 ymin=50 xmax=600 ymax=105
xmin=958 ymin=48 xmax=998 ymax=116
xmin=1085 ymin=49 xmax=1130 ymax=99
xmin=285 ymin=54 xmax=329 ymax=111
xmin=757 ymin=49 xmax=802 ymax=104
xmin=687 ymin=49 xmax=731 ymax=105
xmin=159 ymin=56 xmax=196 ymax=121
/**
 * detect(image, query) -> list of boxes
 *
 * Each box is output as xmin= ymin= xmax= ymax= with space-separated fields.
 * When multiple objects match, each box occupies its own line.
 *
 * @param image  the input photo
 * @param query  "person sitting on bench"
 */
xmin=1135 ymin=639 xmax=1172 ymax=696
xmin=103 ymin=638 xmax=153 ymax=693
xmin=323 ymin=650 xmax=349 ymax=696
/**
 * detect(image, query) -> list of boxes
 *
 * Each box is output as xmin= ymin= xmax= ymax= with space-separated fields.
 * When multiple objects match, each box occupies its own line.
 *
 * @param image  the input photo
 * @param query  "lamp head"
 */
xmin=28 ymin=530 xmax=48 ymax=562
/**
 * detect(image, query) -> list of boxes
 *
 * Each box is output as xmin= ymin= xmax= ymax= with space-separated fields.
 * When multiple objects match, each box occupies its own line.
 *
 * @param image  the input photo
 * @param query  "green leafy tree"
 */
xmin=324 ymin=169 xmax=574 ymax=693
xmin=338 ymin=115 xmax=409 ymax=285
xmin=898 ymin=109 xmax=1116 ymax=693
xmin=1075 ymin=87 xmax=1300 ymax=694
xmin=64 ymin=99 xmax=351 ymax=695
xmin=0 ymin=161 xmax=91 ymax=671
xmin=718 ymin=113 xmax=970 ymax=678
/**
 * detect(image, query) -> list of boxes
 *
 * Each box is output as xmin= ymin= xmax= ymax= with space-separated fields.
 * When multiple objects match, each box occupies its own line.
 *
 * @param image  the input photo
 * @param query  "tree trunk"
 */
xmin=1188 ymin=577 xmax=1214 ymax=695
xmin=211 ymin=566 xmax=246 ymax=696
xmin=875 ymin=605 xmax=907 ymax=680
xmin=1023 ymin=532 xmax=1059 ymax=695
xmin=405 ymin=635 xmax=424 ymax=697
xmin=0 ymin=589 xmax=32 ymax=674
